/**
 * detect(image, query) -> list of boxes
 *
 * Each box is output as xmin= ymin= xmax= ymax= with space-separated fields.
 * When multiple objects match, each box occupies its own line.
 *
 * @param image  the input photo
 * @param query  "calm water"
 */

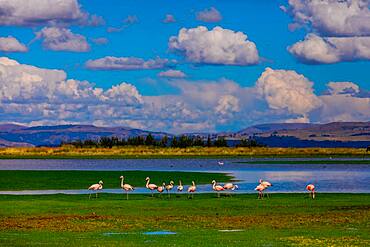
xmin=0 ymin=158 xmax=369 ymax=194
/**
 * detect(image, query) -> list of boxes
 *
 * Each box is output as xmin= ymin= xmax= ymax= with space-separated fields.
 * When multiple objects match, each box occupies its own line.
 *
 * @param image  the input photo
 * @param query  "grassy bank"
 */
xmin=0 ymin=146 xmax=369 ymax=159
xmin=0 ymin=193 xmax=369 ymax=246
xmin=0 ymin=170 xmax=232 ymax=191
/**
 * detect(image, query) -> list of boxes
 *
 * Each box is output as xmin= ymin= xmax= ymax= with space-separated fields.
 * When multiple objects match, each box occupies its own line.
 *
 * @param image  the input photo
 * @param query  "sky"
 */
xmin=0 ymin=0 xmax=369 ymax=133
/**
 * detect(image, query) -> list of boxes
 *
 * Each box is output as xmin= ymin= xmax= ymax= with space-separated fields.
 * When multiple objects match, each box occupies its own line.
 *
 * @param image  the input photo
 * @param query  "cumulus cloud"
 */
xmin=196 ymin=7 xmax=222 ymax=23
xmin=285 ymin=0 xmax=370 ymax=36
xmin=169 ymin=26 xmax=259 ymax=65
xmin=256 ymin=67 xmax=322 ymax=120
xmin=288 ymin=33 xmax=370 ymax=64
xmin=0 ymin=36 xmax=27 ymax=52
xmin=35 ymin=27 xmax=90 ymax=52
xmin=85 ymin=56 xmax=175 ymax=70
xmin=0 ymin=57 xmax=369 ymax=133
xmin=0 ymin=0 xmax=103 ymax=26
xmin=163 ymin=14 xmax=176 ymax=23
xmin=158 ymin=69 xmax=186 ymax=78
xmin=0 ymin=57 xmax=143 ymax=124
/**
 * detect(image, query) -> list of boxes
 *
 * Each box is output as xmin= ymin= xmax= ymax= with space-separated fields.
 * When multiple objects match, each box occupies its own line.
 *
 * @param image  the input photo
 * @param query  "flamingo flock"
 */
xmin=88 ymin=177 xmax=317 ymax=200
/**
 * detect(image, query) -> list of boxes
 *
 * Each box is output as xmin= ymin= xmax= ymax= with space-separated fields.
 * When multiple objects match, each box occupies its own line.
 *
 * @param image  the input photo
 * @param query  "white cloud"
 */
xmin=0 ymin=0 xmax=102 ymax=26
xmin=86 ymin=56 xmax=175 ymax=70
xmin=35 ymin=27 xmax=90 ymax=52
xmin=327 ymin=82 xmax=360 ymax=95
xmin=196 ymin=7 xmax=222 ymax=23
xmin=285 ymin=0 xmax=370 ymax=36
xmin=163 ymin=14 xmax=176 ymax=23
xmin=158 ymin=69 xmax=186 ymax=78
xmin=256 ymin=67 xmax=322 ymax=119
xmin=169 ymin=26 xmax=259 ymax=65
xmin=0 ymin=57 xmax=369 ymax=133
xmin=0 ymin=36 xmax=27 ymax=52
xmin=288 ymin=33 xmax=370 ymax=64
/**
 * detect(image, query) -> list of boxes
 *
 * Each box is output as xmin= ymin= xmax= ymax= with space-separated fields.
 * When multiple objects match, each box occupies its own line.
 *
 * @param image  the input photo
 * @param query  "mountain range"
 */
xmin=0 ymin=122 xmax=369 ymax=148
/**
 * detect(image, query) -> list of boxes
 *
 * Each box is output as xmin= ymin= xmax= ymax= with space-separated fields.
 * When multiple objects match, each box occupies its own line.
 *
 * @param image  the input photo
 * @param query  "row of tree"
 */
xmin=64 ymin=134 xmax=263 ymax=148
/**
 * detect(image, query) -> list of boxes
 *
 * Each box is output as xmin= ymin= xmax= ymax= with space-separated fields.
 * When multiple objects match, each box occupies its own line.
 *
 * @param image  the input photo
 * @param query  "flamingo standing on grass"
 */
xmin=120 ymin=176 xmax=134 ymax=200
xmin=187 ymin=181 xmax=196 ymax=199
xmin=212 ymin=180 xmax=225 ymax=198
xmin=165 ymin=181 xmax=174 ymax=198
xmin=306 ymin=184 xmax=316 ymax=199
xmin=177 ymin=180 xmax=183 ymax=192
xmin=145 ymin=177 xmax=158 ymax=197
xmin=88 ymin=180 xmax=103 ymax=199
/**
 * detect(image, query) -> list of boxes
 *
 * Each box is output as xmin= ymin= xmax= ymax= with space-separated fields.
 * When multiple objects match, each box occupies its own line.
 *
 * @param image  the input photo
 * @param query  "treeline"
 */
xmin=63 ymin=134 xmax=264 ymax=148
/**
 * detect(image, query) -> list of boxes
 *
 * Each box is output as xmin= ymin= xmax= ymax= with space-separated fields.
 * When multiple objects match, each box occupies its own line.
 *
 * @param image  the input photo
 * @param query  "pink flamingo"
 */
xmin=212 ymin=180 xmax=225 ymax=198
xmin=145 ymin=177 xmax=158 ymax=197
xmin=157 ymin=182 xmax=165 ymax=197
xmin=223 ymin=182 xmax=238 ymax=197
xmin=88 ymin=180 xmax=103 ymax=199
xmin=187 ymin=181 xmax=196 ymax=199
xmin=165 ymin=181 xmax=174 ymax=198
xmin=255 ymin=184 xmax=266 ymax=199
xmin=120 ymin=176 xmax=134 ymax=200
xmin=306 ymin=184 xmax=315 ymax=199
xmin=259 ymin=179 xmax=272 ymax=197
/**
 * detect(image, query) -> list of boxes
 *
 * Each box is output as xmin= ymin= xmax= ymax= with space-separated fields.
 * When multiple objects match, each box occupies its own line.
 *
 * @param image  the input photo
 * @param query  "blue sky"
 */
xmin=0 ymin=0 xmax=369 ymax=132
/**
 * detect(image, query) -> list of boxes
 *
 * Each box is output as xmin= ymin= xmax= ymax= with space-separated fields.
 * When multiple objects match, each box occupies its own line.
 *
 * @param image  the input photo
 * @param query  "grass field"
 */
xmin=0 ymin=193 xmax=369 ymax=246
xmin=0 ymin=170 xmax=232 ymax=191
xmin=0 ymin=146 xmax=369 ymax=159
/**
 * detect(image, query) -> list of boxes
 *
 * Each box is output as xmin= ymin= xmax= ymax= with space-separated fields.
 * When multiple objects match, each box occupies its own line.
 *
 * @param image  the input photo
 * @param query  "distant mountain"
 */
xmin=236 ymin=123 xmax=318 ymax=136
xmin=0 ymin=122 xmax=369 ymax=147
xmin=236 ymin=122 xmax=370 ymax=148
xmin=0 ymin=124 xmax=171 ymax=147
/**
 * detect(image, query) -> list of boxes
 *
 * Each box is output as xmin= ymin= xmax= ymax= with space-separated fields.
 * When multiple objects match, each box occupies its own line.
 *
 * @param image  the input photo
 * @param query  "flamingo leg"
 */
xmin=95 ymin=192 xmax=98 ymax=198
xmin=89 ymin=192 xmax=92 ymax=199
xmin=126 ymin=191 xmax=128 ymax=200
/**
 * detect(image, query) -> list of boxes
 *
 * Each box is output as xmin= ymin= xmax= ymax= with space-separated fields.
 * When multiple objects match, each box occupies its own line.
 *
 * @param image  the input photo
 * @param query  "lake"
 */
xmin=0 ymin=158 xmax=369 ymax=194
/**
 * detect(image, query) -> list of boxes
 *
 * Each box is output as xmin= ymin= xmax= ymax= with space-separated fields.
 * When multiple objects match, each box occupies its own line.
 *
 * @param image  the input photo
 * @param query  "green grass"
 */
xmin=0 ymin=170 xmax=232 ymax=191
xmin=236 ymin=159 xmax=370 ymax=165
xmin=0 ymin=193 xmax=369 ymax=246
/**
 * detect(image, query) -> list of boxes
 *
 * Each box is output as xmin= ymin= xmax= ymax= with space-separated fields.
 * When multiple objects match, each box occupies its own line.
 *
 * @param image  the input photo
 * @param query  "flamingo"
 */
xmin=157 ymin=182 xmax=165 ymax=197
xmin=255 ymin=183 xmax=266 ymax=199
xmin=223 ymin=183 xmax=239 ymax=191
xmin=165 ymin=180 xmax=174 ymax=198
xmin=177 ymin=180 xmax=183 ymax=192
xmin=259 ymin=179 xmax=272 ymax=198
xmin=306 ymin=184 xmax=316 ymax=199
xmin=187 ymin=181 xmax=196 ymax=199
xmin=88 ymin=180 xmax=103 ymax=199
xmin=145 ymin=177 xmax=158 ymax=197
xmin=120 ymin=176 xmax=134 ymax=200
xmin=218 ymin=161 xmax=224 ymax=166
xmin=212 ymin=180 xmax=225 ymax=198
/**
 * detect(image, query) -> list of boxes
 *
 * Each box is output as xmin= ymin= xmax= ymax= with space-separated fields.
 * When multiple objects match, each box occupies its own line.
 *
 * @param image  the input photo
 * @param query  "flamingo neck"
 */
xmin=146 ymin=179 xmax=150 ymax=188
xmin=121 ymin=178 xmax=124 ymax=188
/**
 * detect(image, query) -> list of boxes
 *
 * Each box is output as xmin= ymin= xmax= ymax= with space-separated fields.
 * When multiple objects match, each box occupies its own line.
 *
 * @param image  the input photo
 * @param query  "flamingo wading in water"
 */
xmin=255 ymin=183 xmax=266 ymax=199
xmin=177 ymin=180 xmax=183 ymax=193
xmin=157 ymin=182 xmax=165 ymax=197
xmin=223 ymin=182 xmax=238 ymax=196
xmin=306 ymin=184 xmax=316 ymax=199
xmin=165 ymin=180 xmax=174 ymax=198
xmin=88 ymin=180 xmax=103 ymax=199
xmin=259 ymin=179 xmax=272 ymax=198
xmin=212 ymin=180 xmax=225 ymax=198
xmin=187 ymin=181 xmax=196 ymax=199
xmin=145 ymin=177 xmax=158 ymax=197
xmin=120 ymin=176 xmax=134 ymax=200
